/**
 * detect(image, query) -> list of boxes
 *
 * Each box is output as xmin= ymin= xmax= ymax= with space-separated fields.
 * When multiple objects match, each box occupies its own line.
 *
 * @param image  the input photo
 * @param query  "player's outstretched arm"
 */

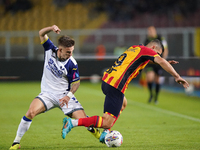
xmin=39 ymin=25 xmax=61 ymax=43
xmin=149 ymin=59 xmax=179 ymax=65
xmin=154 ymin=56 xmax=189 ymax=88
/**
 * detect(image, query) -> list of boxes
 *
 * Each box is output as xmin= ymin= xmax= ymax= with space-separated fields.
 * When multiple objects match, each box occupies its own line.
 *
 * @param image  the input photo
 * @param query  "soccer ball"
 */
xmin=105 ymin=130 xmax=123 ymax=147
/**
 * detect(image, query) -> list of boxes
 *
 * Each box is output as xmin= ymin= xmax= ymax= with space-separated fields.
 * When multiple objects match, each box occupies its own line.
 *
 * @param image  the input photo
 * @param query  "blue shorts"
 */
xmin=101 ymin=81 xmax=124 ymax=118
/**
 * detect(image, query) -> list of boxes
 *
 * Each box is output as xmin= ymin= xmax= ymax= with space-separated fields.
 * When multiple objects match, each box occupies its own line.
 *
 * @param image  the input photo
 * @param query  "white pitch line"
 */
xmin=82 ymin=86 xmax=200 ymax=123
xmin=128 ymin=100 xmax=200 ymax=123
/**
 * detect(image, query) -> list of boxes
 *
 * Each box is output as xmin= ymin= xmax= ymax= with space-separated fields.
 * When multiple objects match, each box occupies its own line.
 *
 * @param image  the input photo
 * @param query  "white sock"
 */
xmin=71 ymin=119 xmax=78 ymax=127
xmin=13 ymin=116 xmax=32 ymax=143
xmin=13 ymin=136 xmax=21 ymax=143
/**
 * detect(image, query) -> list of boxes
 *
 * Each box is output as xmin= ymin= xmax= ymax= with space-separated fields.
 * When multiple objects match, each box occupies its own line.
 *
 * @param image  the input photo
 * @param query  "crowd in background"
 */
xmin=1 ymin=0 xmax=32 ymax=15
xmin=1 ymin=0 xmax=200 ymax=27
xmin=94 ymin=0 xmax=199 ymax=22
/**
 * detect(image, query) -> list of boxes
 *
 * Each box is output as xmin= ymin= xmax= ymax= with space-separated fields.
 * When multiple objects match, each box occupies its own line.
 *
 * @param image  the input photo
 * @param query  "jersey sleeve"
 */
xmin=65 ymin=60 xmax=80 ymax=84
xmin=140 ymin=46 xmax=160 ymax=62
xmin=41 ymin=37 xmax=57 ymax=52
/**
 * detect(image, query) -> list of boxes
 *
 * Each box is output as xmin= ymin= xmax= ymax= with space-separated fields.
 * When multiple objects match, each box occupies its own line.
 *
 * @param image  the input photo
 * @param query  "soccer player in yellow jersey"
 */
xmin=61 ymin=39 xmax=189 ymax=143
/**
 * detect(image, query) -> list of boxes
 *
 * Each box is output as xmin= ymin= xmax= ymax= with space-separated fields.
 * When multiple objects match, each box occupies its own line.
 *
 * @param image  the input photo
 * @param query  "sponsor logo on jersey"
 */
xmin=46 ymin=58 xmax=63 ymax=78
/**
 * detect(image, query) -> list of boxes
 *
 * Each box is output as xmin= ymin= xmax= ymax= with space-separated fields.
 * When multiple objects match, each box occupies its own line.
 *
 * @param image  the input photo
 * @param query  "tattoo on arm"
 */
xmin=70 ymin=81 xmax=80 ymax=94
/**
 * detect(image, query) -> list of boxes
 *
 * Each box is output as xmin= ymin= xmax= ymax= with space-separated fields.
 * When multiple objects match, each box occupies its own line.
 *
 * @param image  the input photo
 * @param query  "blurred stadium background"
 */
xmin=0 ymin=0 xmax=200 ymax=96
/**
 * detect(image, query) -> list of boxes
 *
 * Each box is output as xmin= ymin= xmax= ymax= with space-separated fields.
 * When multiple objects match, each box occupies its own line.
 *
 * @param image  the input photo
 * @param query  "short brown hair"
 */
xmin=150 ymin=39 xmax=164 ymax=54
xmin=58 ymin=36 xmax=75 ymax=47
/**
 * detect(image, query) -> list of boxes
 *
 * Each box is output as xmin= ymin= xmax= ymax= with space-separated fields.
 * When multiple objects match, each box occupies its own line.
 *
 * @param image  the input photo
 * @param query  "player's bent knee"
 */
xmin=102 ymin=114 xmax=115 ymax=129
xmin=26 ymin=98 xmax=46 ymax=119
xmin=26 ymin=108 xmax=40 ymax=119
xmin=26 ymin=110 xmax=36 ymax=119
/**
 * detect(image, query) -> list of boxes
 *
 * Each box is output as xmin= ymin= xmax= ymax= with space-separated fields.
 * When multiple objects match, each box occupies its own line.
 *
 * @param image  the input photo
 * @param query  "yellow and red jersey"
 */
xmin=102 ymin=45 xmax=159 ymax=93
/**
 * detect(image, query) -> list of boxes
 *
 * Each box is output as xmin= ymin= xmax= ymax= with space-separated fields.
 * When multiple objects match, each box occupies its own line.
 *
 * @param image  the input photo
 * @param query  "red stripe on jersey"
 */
xmin=114 ymin=77 xmax=121 ymax=88
xmin=121 ymin=61 xmax=149 ymax=93
xmin=102 ymin=72 xmax=108 ymax=81
xmin=107 ymin=76 xmax=114 ymax=84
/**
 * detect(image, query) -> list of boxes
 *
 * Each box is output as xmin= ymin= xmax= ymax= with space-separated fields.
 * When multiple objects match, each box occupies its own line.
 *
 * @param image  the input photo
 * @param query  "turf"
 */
xmin=0 ymin=81 xmax=200 ymax=150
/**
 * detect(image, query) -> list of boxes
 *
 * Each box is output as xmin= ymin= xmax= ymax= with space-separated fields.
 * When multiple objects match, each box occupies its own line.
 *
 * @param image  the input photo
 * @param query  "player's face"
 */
xmin=155 ymin=48 xmax=162 ymax=57
xmin=58 ymin=46 xmax=74 ymax=61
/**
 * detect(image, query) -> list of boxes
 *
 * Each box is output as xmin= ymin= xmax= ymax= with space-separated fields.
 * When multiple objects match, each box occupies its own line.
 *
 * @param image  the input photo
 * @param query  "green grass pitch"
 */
xmin=0 ymin=81 xmax=200 ymax=150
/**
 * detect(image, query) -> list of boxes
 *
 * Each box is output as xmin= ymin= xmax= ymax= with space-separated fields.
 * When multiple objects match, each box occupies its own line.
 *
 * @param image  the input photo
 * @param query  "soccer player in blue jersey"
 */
xmin=61 ymin=39 xmax=189 ymax=143
xmin=9 ymin=25 xmax=100 ymax=150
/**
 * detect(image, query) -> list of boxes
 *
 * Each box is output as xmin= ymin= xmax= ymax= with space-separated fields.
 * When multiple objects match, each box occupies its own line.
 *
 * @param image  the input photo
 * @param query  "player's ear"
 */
xmin=151 ymin=45 xmax=156 ymax=50
xmin=58 ymin=48 xmax=62 ymax=52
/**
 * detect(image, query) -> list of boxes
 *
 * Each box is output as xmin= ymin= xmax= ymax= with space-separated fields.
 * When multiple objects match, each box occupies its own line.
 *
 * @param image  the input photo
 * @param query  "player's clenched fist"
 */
xmin=52 ymin=25 xmax=61 ymax=34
